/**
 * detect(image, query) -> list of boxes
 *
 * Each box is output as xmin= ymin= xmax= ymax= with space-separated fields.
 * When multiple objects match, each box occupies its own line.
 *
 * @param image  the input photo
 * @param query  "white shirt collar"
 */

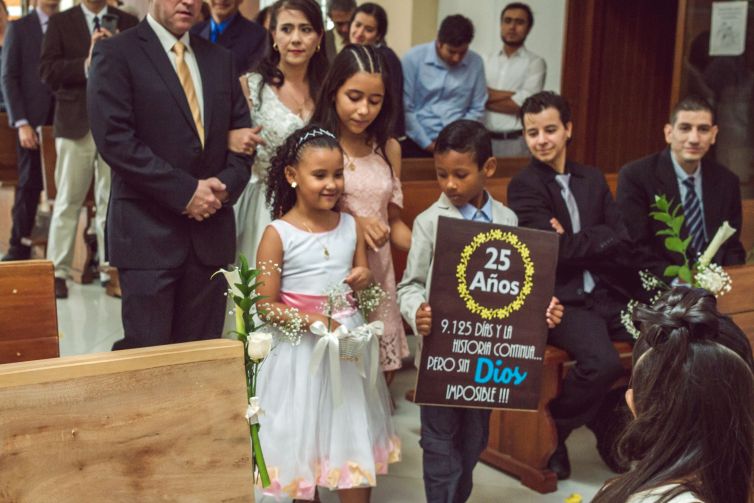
xmin=146 ymin=13 xmax=192 ymax=53
xmin=498 ymin=45 xmax=528 ymax=59
xmin=35 ymin=8 xmax=51 ymax=29
xmin=670 ymin=151 xmax=702 ymax=181
xmin=80 ymin=3 xmax=108 ymax=26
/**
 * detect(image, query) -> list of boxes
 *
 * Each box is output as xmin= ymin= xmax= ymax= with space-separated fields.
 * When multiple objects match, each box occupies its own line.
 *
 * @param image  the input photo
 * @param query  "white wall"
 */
xmin=437 ymin=0 xmax=566 ymax=92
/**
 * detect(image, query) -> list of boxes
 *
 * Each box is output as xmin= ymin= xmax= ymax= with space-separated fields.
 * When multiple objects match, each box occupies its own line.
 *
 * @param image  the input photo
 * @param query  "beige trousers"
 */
xmin=46 ymin=131 xmax=111 ymax=280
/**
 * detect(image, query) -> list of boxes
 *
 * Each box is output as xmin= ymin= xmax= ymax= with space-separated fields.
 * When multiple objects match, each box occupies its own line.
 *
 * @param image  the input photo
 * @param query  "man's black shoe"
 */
xmin=55 ymin=278 xmax=68 ymax=299
xmin=548 ymin=442 xmax=571 ymax=480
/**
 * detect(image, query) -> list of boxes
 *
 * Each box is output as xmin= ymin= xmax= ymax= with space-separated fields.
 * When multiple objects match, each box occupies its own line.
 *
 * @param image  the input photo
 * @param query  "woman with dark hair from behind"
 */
xmin=348 ymin=2 xmax=404 ymax=138
xmin=593 ymin=287 xmax=754 ymax=503
xmin=228 ymin=0 xmax=328 ymax=271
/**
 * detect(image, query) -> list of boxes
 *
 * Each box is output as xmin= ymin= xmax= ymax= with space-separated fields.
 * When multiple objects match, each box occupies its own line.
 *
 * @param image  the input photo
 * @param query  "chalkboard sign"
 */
xmin=415 ymin=217 xmax=559 ymax=411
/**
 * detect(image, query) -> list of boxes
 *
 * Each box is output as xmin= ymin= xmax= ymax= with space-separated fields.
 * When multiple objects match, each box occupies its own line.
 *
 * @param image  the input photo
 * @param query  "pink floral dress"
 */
xmin=341 ymin=149 xmax=410 ymax=372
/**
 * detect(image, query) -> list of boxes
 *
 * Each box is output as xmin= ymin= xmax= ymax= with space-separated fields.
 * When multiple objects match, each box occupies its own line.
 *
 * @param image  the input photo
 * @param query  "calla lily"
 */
xmin=699 ymin=221 xmax=736 ymax=268
xmin=247 ymin=331 xmax=273 ymax=362
xmin=213 ymin=266 xmax=243 ymax=297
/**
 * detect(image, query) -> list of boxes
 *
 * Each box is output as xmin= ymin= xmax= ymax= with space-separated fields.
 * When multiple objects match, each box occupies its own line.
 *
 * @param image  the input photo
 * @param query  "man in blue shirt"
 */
xmin=401 ymin=15 xmax=487 ymax=158
xmin=190 ymin=0 xmax=267 ymax=78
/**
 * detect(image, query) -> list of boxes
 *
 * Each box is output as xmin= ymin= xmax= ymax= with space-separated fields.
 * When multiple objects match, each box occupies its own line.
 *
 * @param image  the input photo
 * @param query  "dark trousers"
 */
xmin=547 ymin=287 xmax=630 ymax=439
xmin=7 ymin=138 xmax=44 ymax=257
xmin=399 ymin=136 xmax=433 ymax=158
xmin=113 ymin=248 xmax=227 ymax=350
xmin=420 ymin=404 xmax=491 ymax=503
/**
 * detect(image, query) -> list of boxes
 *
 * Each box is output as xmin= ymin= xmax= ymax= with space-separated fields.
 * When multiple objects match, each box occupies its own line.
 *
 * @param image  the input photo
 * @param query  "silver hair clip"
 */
xmin=295 ymin=128 xmax=337 ymax=148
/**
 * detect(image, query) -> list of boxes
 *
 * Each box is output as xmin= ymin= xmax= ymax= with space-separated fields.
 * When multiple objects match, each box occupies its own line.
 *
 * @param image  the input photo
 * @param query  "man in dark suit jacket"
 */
xmin=39 ymin=0 xmax=137 ymax=297
xmin=190 ymin=0 xmax=266 ymax=78
xmin=0 ymin=0 xmax=58 ymax=261
xmin=508 ymin=92 xmax=635 ymax=480
xmin=617 ymin=96 xmax=746 ymax=280
xmin=87 ymin=1 xmax=252 ymax=349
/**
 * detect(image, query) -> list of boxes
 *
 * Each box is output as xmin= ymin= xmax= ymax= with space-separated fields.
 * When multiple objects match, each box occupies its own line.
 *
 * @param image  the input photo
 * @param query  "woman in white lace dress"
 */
xmin=229 ymin=0 xmax=329 ymax=267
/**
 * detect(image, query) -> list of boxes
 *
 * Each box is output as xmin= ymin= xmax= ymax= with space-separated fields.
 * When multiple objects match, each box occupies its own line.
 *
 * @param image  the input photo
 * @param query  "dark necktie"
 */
xmin=93 ymin=15 xmax=100 ymax=33
xmin=682 ymin=177 xmax=706 ymax=256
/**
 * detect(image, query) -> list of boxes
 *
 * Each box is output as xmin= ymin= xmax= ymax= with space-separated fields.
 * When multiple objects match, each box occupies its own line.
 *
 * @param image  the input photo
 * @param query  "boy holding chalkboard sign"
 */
xmin=397 ymin=120 xmax=563 ymax=503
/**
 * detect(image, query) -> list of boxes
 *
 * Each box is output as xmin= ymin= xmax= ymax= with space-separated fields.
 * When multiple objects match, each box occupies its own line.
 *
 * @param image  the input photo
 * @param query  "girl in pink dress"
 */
xmin=311 ymin=44 xmax=411 ymax=385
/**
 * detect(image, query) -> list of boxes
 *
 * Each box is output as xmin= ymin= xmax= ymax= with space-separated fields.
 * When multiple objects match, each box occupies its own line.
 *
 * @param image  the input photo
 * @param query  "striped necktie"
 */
xmin=555 ymin=174 xmax=596 ymax=293
xmin=171 ymin=41 xmax=204 ymax=147
xmin=682 ymin=177 xmax=705 ymax=256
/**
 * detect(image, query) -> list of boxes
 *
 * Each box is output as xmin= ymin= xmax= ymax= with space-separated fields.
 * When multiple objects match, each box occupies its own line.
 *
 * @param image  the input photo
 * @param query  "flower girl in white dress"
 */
xmin=255 ymin=125 xmax=400 ymax=502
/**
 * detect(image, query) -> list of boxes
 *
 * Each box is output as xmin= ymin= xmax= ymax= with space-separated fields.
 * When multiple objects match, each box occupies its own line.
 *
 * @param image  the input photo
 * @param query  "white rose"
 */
xmin=247 ymin=331 xmax=273 ymax=361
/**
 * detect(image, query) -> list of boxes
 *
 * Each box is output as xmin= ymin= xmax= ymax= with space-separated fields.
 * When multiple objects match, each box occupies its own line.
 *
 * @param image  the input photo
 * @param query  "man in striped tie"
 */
xmin=617 ymin=96 xmax=746 ymax=283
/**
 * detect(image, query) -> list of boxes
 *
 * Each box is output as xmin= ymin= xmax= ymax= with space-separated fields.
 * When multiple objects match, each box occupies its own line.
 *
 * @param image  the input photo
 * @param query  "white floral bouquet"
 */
xmin=621 ymin=195 xmax=735 ymax=338
xmin=214 ymin=256 xmax=273 ymax=488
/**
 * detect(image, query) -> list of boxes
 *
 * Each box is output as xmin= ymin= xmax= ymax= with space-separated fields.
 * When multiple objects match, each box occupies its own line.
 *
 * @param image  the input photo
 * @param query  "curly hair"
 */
xmin=266 ymin=124 xmax=343 ymax=218
xmin=593 ymin=287 xmax=754 ymax=503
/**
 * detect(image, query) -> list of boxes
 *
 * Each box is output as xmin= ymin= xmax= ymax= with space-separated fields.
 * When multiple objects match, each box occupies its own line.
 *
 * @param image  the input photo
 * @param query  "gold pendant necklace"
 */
xmin=300 ymin=221 xmax=331 ymax=259
xmin=343 ymin=151 xmax=357 ymax=171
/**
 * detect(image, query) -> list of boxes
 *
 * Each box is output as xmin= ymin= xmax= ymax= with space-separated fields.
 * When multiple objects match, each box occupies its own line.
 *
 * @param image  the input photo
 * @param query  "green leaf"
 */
xmin=663 ymin=265 xmax=681 ymax=278
xmin=239 ymin=297 xmax=252 ymax=313
xmin=653 ymin=194 xmax=669 ymax=212
xmin=670 ymin=216 xmax=684 ymax=235
xmin=664 ymin=237 xmax=686 ymax=253
xmin=682 ymin=235 xmax=692 ymax=251
xmin=239 ymin=255 xmax=249 ymax=271
xmin=650 ymin=212 xmax=672 ymax=224
xmin=656 ymin=229 xmax=675 ymax=236
xmin=678 ymin=265 xmax=692 ymax=284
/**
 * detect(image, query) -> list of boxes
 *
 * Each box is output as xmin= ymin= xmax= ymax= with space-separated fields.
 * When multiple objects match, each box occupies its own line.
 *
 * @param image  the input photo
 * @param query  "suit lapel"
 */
xmin=137 ymin=21 xmax=200 ymax=141
xmin=192 ymin=35 xmax=213 ymax=142
xmin=71 ymin=6 xmax=92 ymax=48
xmin=568 ymin=166 xmax=590 ymax=227
xmin=656 ymin=149 xmax=683 ymax=209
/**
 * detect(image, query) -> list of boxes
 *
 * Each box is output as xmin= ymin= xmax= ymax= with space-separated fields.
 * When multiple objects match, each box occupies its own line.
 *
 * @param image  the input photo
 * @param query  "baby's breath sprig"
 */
xmin=259 ymin=302 xmax=308 ymax=346
xmin=356 ymin=282 xmax=388 ymax=320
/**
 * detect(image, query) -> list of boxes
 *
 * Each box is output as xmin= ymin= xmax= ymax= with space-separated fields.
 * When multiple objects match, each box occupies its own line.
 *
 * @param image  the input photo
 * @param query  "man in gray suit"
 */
xmin=1 ymin=0 xmax=59 ymax=261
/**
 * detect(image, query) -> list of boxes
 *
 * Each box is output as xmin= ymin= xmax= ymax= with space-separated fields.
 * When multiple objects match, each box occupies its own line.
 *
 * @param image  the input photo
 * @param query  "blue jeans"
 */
xmin=420 ymin=405 xmax=491 ymax=503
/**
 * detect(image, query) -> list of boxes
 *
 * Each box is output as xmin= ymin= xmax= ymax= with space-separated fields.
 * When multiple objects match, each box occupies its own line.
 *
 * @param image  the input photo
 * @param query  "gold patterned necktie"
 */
xmin=171 ymin=41 xmax=204 ymax=147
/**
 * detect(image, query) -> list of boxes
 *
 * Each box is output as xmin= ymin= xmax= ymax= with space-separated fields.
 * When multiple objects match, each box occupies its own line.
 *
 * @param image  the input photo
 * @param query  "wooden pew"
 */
xmin=0 ymin=260 xmax=59 ymax=364
xmin=0 ymin=112 xmax=18 ymax=185
xmin=0 ymin=340 xmax=254 ymax=502
xmin=395 ymin=169 xmax=754 ymax=493
xmin=0 ymin=112 xmax=19 ymax=255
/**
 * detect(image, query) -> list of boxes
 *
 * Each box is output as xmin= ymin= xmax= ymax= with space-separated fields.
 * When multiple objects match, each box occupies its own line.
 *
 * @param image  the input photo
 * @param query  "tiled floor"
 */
xmin=57 ymin=282 xmax=613 ymax=503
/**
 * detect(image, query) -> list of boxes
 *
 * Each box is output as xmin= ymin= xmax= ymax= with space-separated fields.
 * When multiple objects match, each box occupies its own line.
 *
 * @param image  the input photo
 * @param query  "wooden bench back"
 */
xmin=717 ymin=265 xmax=754 ymax=343
xmin=0 ymin=340 xmax=254 ymax=502
xmin=0 ymin=112 xmax=18 ymax=186
xmin=0 ymin=260 xmax=59 ymax=364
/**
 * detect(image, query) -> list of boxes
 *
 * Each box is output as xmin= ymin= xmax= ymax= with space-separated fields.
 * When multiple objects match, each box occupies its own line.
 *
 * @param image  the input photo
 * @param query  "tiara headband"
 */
xmin=295 ymin=128 xmax=337 ymax=150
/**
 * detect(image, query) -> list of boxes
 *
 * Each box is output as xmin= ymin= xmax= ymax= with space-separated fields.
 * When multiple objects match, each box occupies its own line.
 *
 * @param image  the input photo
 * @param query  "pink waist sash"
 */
xmin=280 ymin=291 xmax=357 ymax=317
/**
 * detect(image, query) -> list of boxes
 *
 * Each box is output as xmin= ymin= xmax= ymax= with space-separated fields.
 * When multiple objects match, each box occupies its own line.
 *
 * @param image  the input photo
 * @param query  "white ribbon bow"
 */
xmin=309 ymin=320 xmax=350 ymax=407
xmin=351 ymin=321 xmax=384 ymax=388
xmin=245 ymin=396 xmax=263 ymax=425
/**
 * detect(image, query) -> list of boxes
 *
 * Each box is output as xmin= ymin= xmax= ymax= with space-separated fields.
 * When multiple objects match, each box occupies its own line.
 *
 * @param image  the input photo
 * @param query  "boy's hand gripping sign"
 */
xmin=415 ymin=217 xmax=559 ymax=410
